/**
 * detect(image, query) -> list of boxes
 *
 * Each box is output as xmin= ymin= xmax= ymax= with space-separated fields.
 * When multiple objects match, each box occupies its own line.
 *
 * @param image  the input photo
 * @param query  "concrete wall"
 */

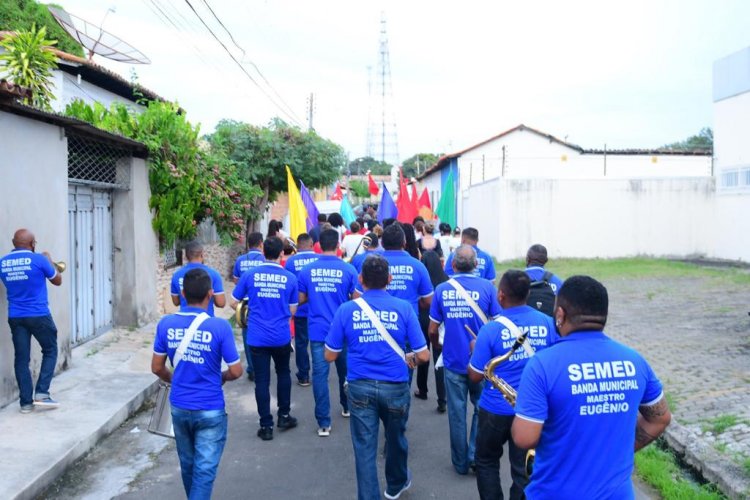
xmin=460 ymin=177 xmax=717 ymax=261
xmin=0 ymin=112 xmax=72 ymax=405
xmin=50 ymin=69 xmax=146 ymax=114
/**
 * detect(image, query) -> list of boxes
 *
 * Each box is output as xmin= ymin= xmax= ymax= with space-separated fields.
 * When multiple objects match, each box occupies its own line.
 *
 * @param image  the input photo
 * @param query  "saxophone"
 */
xmin=483 ymin=333 xmax=536 ymax=477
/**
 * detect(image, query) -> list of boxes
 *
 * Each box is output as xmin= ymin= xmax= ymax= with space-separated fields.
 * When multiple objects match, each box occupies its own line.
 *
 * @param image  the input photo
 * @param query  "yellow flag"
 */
xmin=286 ymin=166 xmax=308 ymax=242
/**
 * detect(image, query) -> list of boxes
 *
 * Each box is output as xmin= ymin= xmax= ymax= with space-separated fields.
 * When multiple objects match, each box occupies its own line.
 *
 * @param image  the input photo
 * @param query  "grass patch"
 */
xmin=743 ymin=457 xmax=750 ymax=476
xmin=495 ymin=257 xmax=750 ymax=284
xmin=665 ymin=392 xmax=680 ymax=413
xmin=702 ymin=415 xmax=740 ymax=435
xmin=714 ymin=442 xmax=728 ymax=453
xmin=635 ymin=443 xmax=726 ymax=499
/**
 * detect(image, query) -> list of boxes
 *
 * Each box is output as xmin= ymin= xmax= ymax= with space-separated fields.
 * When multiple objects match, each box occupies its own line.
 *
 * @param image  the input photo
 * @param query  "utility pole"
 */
xmin=306 ymin=92 xmax=315 ymax=131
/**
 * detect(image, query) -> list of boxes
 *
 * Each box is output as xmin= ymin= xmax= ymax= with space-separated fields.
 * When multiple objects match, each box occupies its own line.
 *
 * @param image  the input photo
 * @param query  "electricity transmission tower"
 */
xmin=366 ymin=13 xmax=399 ymax=166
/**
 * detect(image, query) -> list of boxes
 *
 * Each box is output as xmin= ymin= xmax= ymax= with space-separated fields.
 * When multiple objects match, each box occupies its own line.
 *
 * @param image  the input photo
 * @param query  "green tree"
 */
xmin=663 ymin=128 xmax=713 ymax=151
xmin=402 ymin=153 xmax=440 ymax=178
xmin=348 ymin=180 xmax=370 ymax=199
xmin=348 ymin=156 xmax=392 ymax=176
xmin=0 ymin=1 xmax=84 ymax=56
xmin=207 ymin=119 xmax=346 ymax=237
xmin=0 ymin=25 xmax=57 ymax=109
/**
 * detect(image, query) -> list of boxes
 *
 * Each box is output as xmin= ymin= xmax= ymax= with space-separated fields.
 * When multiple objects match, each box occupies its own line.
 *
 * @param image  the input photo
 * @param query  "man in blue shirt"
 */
xmin=298 ymin=229 xmax=358 ymax=436
xmin=325 ymin=254 xmax=429 ymax=500
xmin=429 ymin=245 xmax=502 ymax=475
xmin=524 ymin=244 xmax=563 ymax=293
xmin=444 ymin=228 xmax=496 ymax=282
xmin=468 ymin=270 xmax=557 ymax=500
xmin=0 ymin=229 xmax=63 ymax=413
xmin=284 ymin=233 xmax=320 ymax=386
xmin=231 ymin=237 xmax=299 ymax=441
xmin=232 ymin=232 xmax=265 ymax=381
xmin=170 ymin=240 xmax=225 ymax=317
xmin=308 ymin=213 xmax=327 ymax=244
xmin=349 ymin=232 xmax=379 ymax=273
xmin=512 ymin=276 xmax=672 ymax=500
xmin=152 ymin=268 xmax=243 ymax=499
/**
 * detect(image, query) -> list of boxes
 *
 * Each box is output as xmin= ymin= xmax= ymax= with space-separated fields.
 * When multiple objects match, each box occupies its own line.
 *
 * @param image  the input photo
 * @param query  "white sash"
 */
xmin=447 ymin=278 xmax=488 ymax=324
xmin=173 ymin=312 xmax=210 ymax=371
xmin=354 ymin=298 xmax=407 ymax=364
xmin=494 ymin=315 xmax=535 ymax=357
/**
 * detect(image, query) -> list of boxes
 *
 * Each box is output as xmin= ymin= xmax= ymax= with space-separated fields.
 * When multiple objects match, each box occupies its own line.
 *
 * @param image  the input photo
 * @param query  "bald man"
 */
xmin=0 ymin=229 xmax=62 ymax=413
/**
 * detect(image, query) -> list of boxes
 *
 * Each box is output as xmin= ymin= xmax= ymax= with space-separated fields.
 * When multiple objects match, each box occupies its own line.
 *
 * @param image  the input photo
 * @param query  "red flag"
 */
xmin=410 ymin=182 xmax=420 ymax=216
xmin=330 ymin=182 xmax=343 ymax=201
xmin=396 ymin=172 xmax=414 ymax=223
xmin=368 ymin=172 xmax=379 ymax=196
xmin=419 ymin=188 xmax=432 ymax=209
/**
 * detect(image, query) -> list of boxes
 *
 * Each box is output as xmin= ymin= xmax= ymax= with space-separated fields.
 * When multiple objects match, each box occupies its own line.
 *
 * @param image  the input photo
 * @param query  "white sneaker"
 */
xmin=341 ymin=409 xmax=350 ymax=418
xmin=317 ymin=426 xmax=331 ymax=437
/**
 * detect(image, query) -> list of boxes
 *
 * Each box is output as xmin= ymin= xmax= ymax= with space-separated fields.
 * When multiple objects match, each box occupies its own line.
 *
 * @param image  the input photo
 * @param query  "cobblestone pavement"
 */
xmin=602 ymin=271 xmax=750 ymax=495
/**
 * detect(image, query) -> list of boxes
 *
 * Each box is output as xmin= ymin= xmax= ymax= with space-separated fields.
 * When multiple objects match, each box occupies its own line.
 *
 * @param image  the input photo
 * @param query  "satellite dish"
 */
xmin=48 ymin=6 xmax=151 ymax=64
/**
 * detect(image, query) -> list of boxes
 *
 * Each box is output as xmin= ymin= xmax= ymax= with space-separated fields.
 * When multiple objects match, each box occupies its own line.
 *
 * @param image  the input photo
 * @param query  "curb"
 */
xmin=13 ymin=380 xmax=160 ymax=500
xmin=664 ymin=420 xmax=750 ymax=499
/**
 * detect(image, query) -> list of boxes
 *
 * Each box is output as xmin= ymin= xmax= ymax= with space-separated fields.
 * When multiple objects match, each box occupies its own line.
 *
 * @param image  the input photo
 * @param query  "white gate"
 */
xmin=68 ymin=185 xmax=114 ymax=345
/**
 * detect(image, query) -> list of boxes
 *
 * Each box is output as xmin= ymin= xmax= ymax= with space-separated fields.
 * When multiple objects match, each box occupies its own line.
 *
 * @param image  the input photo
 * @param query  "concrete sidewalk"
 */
xmin=0 ymin=323 xmax=160 ymax=500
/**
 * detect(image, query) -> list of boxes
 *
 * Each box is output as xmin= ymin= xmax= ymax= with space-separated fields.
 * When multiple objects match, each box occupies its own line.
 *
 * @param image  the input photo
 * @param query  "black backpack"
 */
xmin=527 ymin=271 xmax=555 ymax=317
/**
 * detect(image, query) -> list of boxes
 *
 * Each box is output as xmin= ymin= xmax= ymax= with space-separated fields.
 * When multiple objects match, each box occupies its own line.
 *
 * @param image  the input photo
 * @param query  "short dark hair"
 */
xmin=361 ymin=254 xmax=389 ymax=289
xmin=382 ymin=218 xmax=397 ymax=228
xmin=366 ymin=219 xmax=378 ymax=231
xmin=183 ymin=268 xmax=212 ymax=304
xmin=382 ymin=223 xmax=405 ymax=250
xmin=328 ymin=213 xmax=344 ymax=228
xmin=527 ymin=244 xmax=548 ymax=265
xmin=499 ymin=270 xmax=531 ymax=303
xmin=412 ymin=216 xmax=425 ymax=225
xmin=297 ymin=233 xmax=312 ymax=248
xmin=462 ymin=227 xmax=479 ymax=243
xmin=247 ymin=232 xmax=264 ymax=249
xmin=317 ymin=213 xmax=328 ymax=222
xmin=557 ymin=275 xmax=608 ymax=326
xmin=263 ymin=237 xmax=284 ymax=260
xmin=184 ymin=240 xmax=203 ymax=260
xmin=439 ymin=222 xmax=451 ymax=235
xmin=364 ymin=232 xmax=378 ymax=249
xmin=350 ymin=221 xmax=361 ymax=233
xmin=319 ymin=229 xmax=339 ymax=252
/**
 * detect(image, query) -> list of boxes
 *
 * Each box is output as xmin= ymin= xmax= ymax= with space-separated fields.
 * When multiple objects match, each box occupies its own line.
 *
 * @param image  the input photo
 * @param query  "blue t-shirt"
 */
xmin=354 ymin=250 xmax=434 ymax=316
xmin=170 ymin=262 xmax=225 ymax=317
xmin=232 ymin=250 xmax=265 ymax=279
xmin=444 ymin=245 xmax=497 ymax=281
xmin=350 ymin=249 xmax=381 ymax=273
xmin=525 ymin=266 xmax=564 ymax=294
xmin=429 ymin=274 xmax=502 ymax=374
xmin=326 ymin=289 xmax=427 ymax=382
xmin=284 ymin=250 xmax=322 ymax=318
xmin=515 ymin=331 xmax=664 ymax=500
xmin=153 ymin=306 xmax=241 ymax=411
xmin=0 ymin=249 xmax=57 ymax=318
xmin=231 ymin=262 xmax=298 ymax=347
xmin=469 ymin=305 xmax=557 ymax=416
xmin=298 ymin=255 xmax=358 ymax=342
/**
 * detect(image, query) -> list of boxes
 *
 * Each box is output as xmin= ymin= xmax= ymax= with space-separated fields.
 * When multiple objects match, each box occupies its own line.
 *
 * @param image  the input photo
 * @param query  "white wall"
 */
xmin=50 ymin=69 xmax=146 ymax=114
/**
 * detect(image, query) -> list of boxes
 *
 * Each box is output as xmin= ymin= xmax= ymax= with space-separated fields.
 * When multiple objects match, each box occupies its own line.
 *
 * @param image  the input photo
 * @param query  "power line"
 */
xmin=198 ymin=0 xmax=245 ymax=58
xmin=182 ymin=0 xmax=304 ymax=127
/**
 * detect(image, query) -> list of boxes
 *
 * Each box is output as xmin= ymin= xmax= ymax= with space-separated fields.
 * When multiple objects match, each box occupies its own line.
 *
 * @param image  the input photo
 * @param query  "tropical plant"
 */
xmin=0 ymin=1 xmax=84 ymax=56
xmin=0 ymin=24 xmax=57 ymax=109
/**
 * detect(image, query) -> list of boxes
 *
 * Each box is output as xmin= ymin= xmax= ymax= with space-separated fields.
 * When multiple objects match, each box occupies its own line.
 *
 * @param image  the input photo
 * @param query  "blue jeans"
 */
xmin=294 ymin=316 xmax=310 ymax=382
xmin=310 ymin=341 xmax=348 ymax=427
xmin=444 ymin=368 xmax=483 ymax=474
xmin=9 ymin=315 xmax=58 ymax=406
xmin=171 ymin=407 xmax=228 ymax=500
xmin=241 ymin=328 xmax=254 ymax=374
xmin=250 ymin=344 xmax=292 ymax=428
xmin=348 ymin=379 xmax=411 ymax=500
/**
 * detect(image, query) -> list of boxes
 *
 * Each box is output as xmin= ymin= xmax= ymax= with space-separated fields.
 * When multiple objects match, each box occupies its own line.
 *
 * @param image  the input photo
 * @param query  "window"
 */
xmin=721 ymin=170 xmax=739 ymax=188
xmin=719 ymin=166 xmax=750 ymax=191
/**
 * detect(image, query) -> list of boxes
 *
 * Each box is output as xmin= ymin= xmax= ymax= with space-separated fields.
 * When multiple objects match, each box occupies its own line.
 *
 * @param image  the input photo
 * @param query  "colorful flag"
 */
xmin=410 ymin=182 xmax=420 ymax=219
xmin=396 ymin=170 xmax=416 ymax=223
xmin=299 ymin=181 xmax=319 ymax=232
xmin=286 ymin=166 xmax=308 ymax=241
xmin=418 ymin=187 xmax=433 ymax=220
xmin=340 ymin=194 xmax=357 ymax=226
xmin=368 ymin=172 xmax=379 ymax=196
xmin=435 ymin=170 xmax=456 ymax=228
xmin=378 ymin=183 xmax=398 ymax=223
xmin=330 ymin=182 xmax=343 ymax=201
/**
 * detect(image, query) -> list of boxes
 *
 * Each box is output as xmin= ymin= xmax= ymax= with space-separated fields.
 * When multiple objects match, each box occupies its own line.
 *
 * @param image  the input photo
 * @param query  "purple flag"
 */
xmin=378 ymin=183 xmax=398 ymax=223
xmin=299 ymin=181 xmax=319 ymax=232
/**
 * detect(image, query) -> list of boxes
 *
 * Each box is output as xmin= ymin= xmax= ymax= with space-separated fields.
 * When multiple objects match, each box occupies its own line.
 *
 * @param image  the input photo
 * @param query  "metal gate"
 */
xmin=68 ymin=185 xmax=114 ymax=345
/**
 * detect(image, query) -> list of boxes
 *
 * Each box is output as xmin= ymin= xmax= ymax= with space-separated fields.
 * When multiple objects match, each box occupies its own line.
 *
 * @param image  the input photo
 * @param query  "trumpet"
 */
xmin=483 ymin=333 xmax=535 ymax=476
xmin=54 ymin=261 xmax=66 ymax=273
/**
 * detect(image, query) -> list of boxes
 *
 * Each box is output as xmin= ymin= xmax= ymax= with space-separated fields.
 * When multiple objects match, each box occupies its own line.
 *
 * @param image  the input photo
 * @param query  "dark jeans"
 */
xmin=241 ymin=327 xmax=254 ymax=375
xmin=475 ymin=409 xmax=529 ymax=500
xmin=293 ymin=316 xmax=310 ymax=382
xmin=9 ymin=315 xmax=58 ymax=406
xmin=416 ymin=309 xmax=445 ymax=404
xmin=171 ymin=407 xmax=228 ymax=500
xmin=250 ymin=344 xmax=292 ymax=428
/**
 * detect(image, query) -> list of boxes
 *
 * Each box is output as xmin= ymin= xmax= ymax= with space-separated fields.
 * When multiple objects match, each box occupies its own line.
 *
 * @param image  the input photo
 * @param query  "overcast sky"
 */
xmin=58 ymin=0 xmax=750 ymax=162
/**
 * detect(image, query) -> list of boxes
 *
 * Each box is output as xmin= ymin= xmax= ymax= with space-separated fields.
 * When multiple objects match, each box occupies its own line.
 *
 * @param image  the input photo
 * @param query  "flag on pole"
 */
xmin=330 ymin=182 xmax=343 ymax=201
xmin=396 ymin=171 xmax=416 ymax=223
xmin=378 ymin=183 xmax=398 ymax=223
xmin=340 ymin=194 xmax=357 ymax=226
xmin=435 ymin=170 xmax=456 ymax=228
xmin=286 ymin=166 xmax=308 ymax=241
xmin=299 ymin=181 xmax=319 ymax=232
xmin=367 ymin=172 xmax=379 ymax=196
xmin=418 ymin=187 xmax=433 ymax=220
xmin=409 ymin=182 xmax=420 ymax=219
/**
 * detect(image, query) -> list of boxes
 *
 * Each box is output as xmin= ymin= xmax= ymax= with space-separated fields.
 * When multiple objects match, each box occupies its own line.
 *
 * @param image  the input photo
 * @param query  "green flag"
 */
xmin=435 ymin=170 xmax=456 ymax=228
